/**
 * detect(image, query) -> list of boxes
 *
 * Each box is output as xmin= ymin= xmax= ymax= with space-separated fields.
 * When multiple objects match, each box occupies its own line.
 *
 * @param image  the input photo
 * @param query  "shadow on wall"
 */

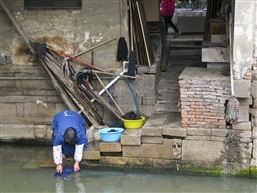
xmin=13 ymin=35 xmax=73 ymax=65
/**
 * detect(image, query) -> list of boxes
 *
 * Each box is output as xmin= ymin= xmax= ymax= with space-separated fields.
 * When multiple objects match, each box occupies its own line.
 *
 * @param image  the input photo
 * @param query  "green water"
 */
xmin=1 ymin=144 xmax=256 ymax=193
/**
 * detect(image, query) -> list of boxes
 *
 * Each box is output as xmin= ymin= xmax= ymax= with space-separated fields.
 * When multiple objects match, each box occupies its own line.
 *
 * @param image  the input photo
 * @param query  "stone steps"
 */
xmin=81 ymin=113 xmax=182 ymax=162
xmin=155 ymin=102 xmax=180 ymax=112
xmin=154 ymin=37 xmax=205 ymax=113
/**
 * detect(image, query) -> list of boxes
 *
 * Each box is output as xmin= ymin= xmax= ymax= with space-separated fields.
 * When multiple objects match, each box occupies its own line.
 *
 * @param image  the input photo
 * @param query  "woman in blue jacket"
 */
xmin=52 ymin=110 xmax=88 ymax=174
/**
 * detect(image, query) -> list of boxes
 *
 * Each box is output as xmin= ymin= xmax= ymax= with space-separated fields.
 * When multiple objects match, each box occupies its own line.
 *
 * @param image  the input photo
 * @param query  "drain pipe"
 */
xmin=229 ymin=14 xmax=234 ymax=96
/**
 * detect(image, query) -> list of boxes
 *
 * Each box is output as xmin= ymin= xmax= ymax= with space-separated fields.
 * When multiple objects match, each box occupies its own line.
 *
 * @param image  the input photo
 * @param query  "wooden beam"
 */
xmin=160 ymin=40 xmax=170 ymax=71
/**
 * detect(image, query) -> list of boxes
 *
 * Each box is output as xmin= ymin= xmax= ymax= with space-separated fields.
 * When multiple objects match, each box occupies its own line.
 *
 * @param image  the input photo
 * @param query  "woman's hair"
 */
xmin=64 ymin=127 xmax=77 ymax=144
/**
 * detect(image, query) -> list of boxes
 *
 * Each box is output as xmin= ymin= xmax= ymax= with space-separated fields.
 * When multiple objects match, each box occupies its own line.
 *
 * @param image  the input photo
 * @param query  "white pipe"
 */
xmin=94 ymin=72 xmax=124 ymax=115
xmin=229 ymin=15 xmax=234 ymax=96
xmin=91 ymin=62 xmax=128 ymax=102
xmin=98 ymin=71 xmax=125 ymax=96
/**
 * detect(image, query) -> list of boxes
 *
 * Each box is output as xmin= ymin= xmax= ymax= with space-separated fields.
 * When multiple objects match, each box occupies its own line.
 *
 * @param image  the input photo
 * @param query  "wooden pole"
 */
xmin=136 ymin=1 xmax=151 ymax=67
xmin=73 ymin=38 xmax=116 ymax=58
xmin=48 ymin=46 xmax=136 ymax=79
xmin=47 ymin=46 xmax=104 ymax=71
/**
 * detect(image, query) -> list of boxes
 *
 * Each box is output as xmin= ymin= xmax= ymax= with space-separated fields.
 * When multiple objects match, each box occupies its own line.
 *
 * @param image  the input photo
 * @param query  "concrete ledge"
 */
xmin=202 ymin=41 xmax=229 ymax=63
xmin=232 ymin=122 xmax=252 ymax=131
xmin=179 ymin=67 xmax=230 ymax=80
xmin=141 ymin=113 xmax=170 ymax=137
xmin=163 ymin=128 xmax=187 ymax=138
xmin=187 ymin=128 xmax=212 ymax=136
xmin=142 ymin=136 xmax=163 ymax=144
xmin=100 ymin=156 xmax=153 ymax=167
xmin=137 ymin=62 xmax=158 ymax=74
xmin=120 ymin=129 xmax=141 ymax=145
xmin=99 ymin=142 xmax=122 ymax=152
xmin=182 ymin=140 xmax=225 ymax=162
xmin=211 ymin=129 xmax=228 ymax=137
xmin=123 ymin=139 xmax=181 ymax=159
xmin=0 ymin=124 xmax=36 ymax=140
xmin=233 ymin=79 xmax=251 ymax=98
xmin=83 ymin=142 xmax=100 ymax=160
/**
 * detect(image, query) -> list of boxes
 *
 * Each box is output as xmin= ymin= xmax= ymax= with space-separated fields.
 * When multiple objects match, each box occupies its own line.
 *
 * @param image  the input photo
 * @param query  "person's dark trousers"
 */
xmin=164 ymin=16 xmax=179 ymax=34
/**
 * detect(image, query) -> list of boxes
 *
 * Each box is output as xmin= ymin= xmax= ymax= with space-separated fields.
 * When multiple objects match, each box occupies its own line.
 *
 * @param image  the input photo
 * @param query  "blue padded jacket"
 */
xmin=52 ymin=110 xmax=88 ymax=150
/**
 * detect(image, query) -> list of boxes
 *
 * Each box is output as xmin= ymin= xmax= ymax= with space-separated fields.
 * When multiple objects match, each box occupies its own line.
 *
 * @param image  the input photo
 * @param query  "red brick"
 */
xmin=203 ymin=95 xmax=217 ymax=99
xmin=195 ymin=101 xmax=211 ymax=105
xmin=191 ymin=105 xmax=205 ymax=109
xmin=181 ymin=101 xmax=195 ymax=105
xmin=203 ymin=119 xmax=218 ymax=123
xmin=182 ymin=120 xmax=197 ymax=125
xmin=189 ymin=111 xmax=202 ymax=115
xmin=190 ymin=118 xmax=203 ymax=121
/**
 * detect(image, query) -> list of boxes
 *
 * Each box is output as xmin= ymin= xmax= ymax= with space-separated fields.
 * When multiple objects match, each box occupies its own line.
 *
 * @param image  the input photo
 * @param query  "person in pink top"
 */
xmin=161 ymin=0 xmax=181 ymax=36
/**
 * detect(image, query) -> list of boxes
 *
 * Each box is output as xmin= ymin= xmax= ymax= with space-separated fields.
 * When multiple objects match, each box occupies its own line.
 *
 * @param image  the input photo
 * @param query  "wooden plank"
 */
xmin=136 ymin=1 xmax=155 ymax=67
xmin=78 ymin=84 xmax=123 ymax=121
xmin=40 ymin=157 xmax=75 ymax=168
xmin=128 ymin=0 xmax=134 ymax=51
xmin=129 ymin=0 xmax=156 ymax=67
xmin=131 ymin=0 xmax=145 ymax=66
xmin=40 ymin=158 xmax=55 ymax=167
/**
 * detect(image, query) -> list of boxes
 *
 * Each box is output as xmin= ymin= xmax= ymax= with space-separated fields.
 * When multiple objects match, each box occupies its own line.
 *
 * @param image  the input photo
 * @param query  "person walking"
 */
xmin=52 ymin=110 xmax=88 ymax=174
xmin=161 ymin=0 xmax=181 ymax=37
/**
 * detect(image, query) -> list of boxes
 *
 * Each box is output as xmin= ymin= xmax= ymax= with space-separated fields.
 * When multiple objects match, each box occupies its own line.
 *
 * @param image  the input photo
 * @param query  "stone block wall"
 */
xmin=0 ymin=64 xmax=158 ymax=142
xmin=82 ymin=113 xmax=254 ymax=176
xmin=0 ymin=65 xmax=67 ymax=142
xmin=82 ymin=110 xmax=253 ymax=176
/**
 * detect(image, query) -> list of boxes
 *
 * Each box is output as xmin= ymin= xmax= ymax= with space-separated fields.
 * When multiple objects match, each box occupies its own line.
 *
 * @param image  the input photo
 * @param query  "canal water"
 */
xmin=1 ymin=144 xmax=257 ymax=193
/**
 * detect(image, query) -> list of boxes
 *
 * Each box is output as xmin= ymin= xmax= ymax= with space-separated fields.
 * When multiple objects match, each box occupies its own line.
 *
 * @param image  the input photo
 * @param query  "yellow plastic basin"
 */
xmin=122 ymin=116 xmax=145 ymax=129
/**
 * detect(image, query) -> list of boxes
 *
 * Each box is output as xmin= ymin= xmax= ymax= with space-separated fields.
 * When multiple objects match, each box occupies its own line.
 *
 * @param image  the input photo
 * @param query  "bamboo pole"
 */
xmin=47 ymin=46 xmax=104 ymax=71
xmin=48 ymin=45 xmax=136 ymax=79
xmin=40 ymin=49 xmax=104 ymax=126
xmin=120 ymin=0 xmax=123 ymax=37
xmin=73 ymin=38 xmax=117 ymax=58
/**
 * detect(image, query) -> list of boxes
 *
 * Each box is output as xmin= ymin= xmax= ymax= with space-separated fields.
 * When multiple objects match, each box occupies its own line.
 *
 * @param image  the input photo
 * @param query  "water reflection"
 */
xmin=55 ymin=172 xmax=86 ymax=193
xmin=1 ymin=144 xmax=257 ymax=193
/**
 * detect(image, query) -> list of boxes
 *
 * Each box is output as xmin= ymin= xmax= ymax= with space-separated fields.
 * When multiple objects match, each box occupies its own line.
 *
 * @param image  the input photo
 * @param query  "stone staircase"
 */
xmin=155 ymin=34 xmax=205 ymax=113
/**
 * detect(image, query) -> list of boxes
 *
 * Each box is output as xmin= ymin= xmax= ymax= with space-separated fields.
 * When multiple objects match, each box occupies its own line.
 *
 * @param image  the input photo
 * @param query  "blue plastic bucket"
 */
xmin=98 ymin=127 xmax=124 ymax=142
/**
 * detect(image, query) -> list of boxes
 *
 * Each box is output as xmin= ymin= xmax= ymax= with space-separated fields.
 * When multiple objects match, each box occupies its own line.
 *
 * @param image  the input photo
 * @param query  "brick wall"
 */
xmin=179 ymin=76 xmax=231 ymax=129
